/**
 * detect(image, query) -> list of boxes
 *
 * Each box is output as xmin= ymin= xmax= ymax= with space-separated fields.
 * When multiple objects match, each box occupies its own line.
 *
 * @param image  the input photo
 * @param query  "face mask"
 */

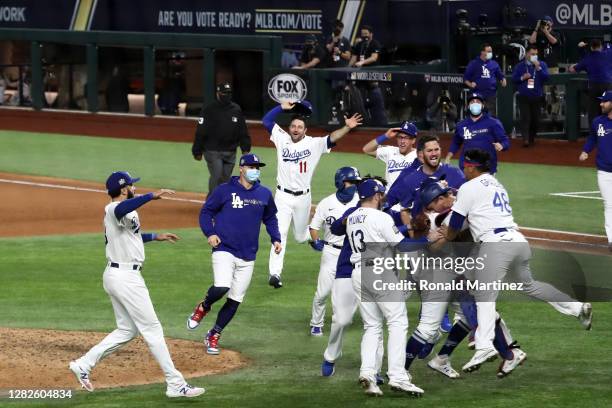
xmin=361 ymin=35 xmax=369 ymax=42
xmin=529 ymin=55 xmax=538 ymax=63
xmin=333 ymin=28 xmax=342 ymax=36
xmin=127 ymin=188 xmax=134 ymax=199
xmin=245 ymin=169 xmax=260 ymax=183
xmin=469 ymin=103 xmax=482 ymax=116
xmin=485 ymin=52 xmax=493 ymax=60
xmin=218 ymin=93 xmax=232 ymax=104
xmin=336 ymin=185 xmax=357 ymax=203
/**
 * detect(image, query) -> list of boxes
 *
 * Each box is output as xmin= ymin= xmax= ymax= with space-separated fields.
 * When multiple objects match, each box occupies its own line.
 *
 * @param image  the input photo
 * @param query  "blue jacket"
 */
xmin=451 ymin=113 xmax=509 ymax=174
xmin=583 ymin=115 xmax=612 ymax=173
xmin=199 ymin=176 xmax=281 ymax=261
xmin=463 ymin=57 xmax=505 ymax=98
xmin=574 ymin=48 xmax=612 ymax=85
xmin=512 ymin=60 xmax=549 ymax=98
xmin=331 ymin=205 xmax=359 ymax=279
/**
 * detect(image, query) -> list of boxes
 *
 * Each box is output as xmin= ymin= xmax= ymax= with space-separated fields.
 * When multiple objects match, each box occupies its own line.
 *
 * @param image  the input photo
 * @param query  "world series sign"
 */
xmin=267 ymin=73 xmax=307 ymax=103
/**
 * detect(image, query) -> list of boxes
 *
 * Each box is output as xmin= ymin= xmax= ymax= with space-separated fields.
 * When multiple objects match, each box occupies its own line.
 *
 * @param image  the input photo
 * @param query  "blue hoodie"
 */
xmin=463 ymin=57 xmax=505 ymax=98
xmin=199 ymin=176 xmax=281 ymax=261
xmin=583 ymin=114 xmax=612 ymax=172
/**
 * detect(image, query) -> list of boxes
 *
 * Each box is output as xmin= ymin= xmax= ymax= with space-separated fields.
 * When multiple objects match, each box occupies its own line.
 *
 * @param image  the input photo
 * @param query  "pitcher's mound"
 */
xmin=0 ymin=328 xmax=247 ymax=391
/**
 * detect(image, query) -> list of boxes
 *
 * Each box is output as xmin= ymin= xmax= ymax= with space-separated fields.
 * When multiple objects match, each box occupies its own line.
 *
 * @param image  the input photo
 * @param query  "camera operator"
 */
xmin=293 ymin=35 xmax=326 ymax=69
xmin=349 ymin=25 xmax=387 ymax=125
xmin=426 ymin=88 xmax=458 ymax=132
xmin=463 ymin=43 xmax=507 ymax=117
xmin=529 ymin=16 xmax=561 ymax=73
xmin=325 ymin=20 xmax=351 ymax=68
xmin=569 ymin=39 xmax=612 ymax=122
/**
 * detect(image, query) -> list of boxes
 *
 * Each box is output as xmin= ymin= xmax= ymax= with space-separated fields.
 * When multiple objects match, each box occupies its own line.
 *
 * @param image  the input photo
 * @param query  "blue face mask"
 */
xmin=336 ymin=185 xmax=357 ymax=203
xmin=469 ymin=103 xmax=483 ymax=116
xmin=245 ymin=168 xmax=260 ymax=183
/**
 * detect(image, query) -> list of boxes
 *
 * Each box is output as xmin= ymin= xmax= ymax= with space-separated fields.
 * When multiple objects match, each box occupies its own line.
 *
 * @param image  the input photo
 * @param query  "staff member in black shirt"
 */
xmin=192 ymin=82 xmax=251 ymax=194
xmin=529 ymin=16 xmax=562 ymax=74
xmin=325 ymin=20 xmax=351 ymax=68
xmin=293 ymin=35 xmax=326 ymax=69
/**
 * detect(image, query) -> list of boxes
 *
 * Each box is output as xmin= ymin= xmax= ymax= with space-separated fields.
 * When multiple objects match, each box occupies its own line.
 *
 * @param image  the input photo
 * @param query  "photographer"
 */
xmin=463 ymin=43 xmax=507 ymax=117
xmin=529 ymin=16 xmax=561 ymax=73
xmin=426 ymin=88 xmax=458 ymax=132
xmin=293 ymin=35 xmax=326 ymax=69
xmin=325 ymin=20 xmax=351 ymax=68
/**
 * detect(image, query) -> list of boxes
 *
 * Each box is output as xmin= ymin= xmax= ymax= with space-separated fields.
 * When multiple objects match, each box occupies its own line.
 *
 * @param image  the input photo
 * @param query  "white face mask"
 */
xmin=529 ymin=55 xmax=538 ymax=63
xmin=485 ymin=52 xmax=493 ymax=60
xmin=245 ymin=169 xmax=260 ymax=183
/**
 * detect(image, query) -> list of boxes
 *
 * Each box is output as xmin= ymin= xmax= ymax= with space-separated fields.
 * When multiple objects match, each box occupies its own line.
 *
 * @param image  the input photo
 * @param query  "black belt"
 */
xmin=325 ymin=242 xmax=343 ymax=250
xmin=277 ymin=185 xmax=310 ymax=196
xmin=110 ymin=262 xmax=142 ymax=271
xmin=494 ymin=228 xmax=508 ymax=234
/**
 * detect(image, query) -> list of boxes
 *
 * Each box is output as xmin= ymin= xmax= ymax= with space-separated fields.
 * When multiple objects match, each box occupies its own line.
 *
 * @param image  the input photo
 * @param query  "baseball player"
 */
xmin=263 ymin=100 xmax=363 ymax=288
xmin=69 ymin=171 xmax=204 ymax=398
xmin=439 ymin=149 xmax=593 ymax=373
xmin=347 ymin=179 xmax=424 ymax=397
xmin=579 ymin=90 xmax=612 ymax=251
xmin=445 ymin=92 xmax=509 ymax=174
xmin=361 ymin=121 xmax=418 ymax=187
xmin=186 ymin=154 xmax=281 ymax=355
xmin=308 ymin=166 xmax=361 ymax=336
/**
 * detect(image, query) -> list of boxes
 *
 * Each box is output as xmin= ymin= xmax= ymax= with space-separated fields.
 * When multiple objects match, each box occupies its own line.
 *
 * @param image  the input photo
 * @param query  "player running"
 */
xmin=186 ymin=154 xmax=281 ymax=355
xmin=263 ymin=100 xmax=363 ymax=288
xmin=308 ymin=167 xmax=361 ymax=336
xmin=69 ymin=171 xmax=205 ymax=398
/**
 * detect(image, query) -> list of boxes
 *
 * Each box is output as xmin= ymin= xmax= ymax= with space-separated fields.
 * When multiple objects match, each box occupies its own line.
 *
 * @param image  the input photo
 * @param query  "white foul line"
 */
xmin=0 ymin=178 xmax=204 ymax=204
xmin=550 ymin=190 xmax=602 ymax=201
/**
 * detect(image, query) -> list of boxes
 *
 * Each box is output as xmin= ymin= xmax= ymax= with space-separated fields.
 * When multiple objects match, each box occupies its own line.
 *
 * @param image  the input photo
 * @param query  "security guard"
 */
xmin=192 ymin=82 xmax=251 ymax=194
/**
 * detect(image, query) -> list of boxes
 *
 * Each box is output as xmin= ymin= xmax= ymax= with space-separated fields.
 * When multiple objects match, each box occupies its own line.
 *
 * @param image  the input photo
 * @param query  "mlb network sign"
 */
xmin=555 ymin=2 xmax=612 ymax=26
xmin=267 ymin=73 xmax=307 ymax=103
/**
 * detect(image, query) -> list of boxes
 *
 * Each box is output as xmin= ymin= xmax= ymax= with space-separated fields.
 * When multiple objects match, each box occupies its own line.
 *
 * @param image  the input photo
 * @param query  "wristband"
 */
xmin=375 ymin=134 xmax=388 ymax=145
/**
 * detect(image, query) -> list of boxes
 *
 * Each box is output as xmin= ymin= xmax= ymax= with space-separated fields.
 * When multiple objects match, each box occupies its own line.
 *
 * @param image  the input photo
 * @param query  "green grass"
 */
xmin=0 ymin=130 xmax=606 ymax=235
xmin=0 ymin=231 xmax=611 ymax=408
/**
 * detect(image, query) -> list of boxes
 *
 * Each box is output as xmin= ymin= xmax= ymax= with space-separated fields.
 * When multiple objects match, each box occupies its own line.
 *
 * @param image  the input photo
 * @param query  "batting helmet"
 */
xmin=334 ymin=166 xmax=361 ymax=189
xmin=419 ymin=177 xmax=451 ymax=208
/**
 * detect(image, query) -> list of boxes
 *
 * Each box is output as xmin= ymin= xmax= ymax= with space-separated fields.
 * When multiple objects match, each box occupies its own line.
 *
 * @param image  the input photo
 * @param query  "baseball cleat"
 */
xmin=578 ymin=303 xmax=593 ymax=330
xmin=427 ymin=355 xmax=460 ymax=379
xmin=388 ymin=380 xmax=425 ymax=397
xmin=269 ymin=274 xmax=283 ymax=289
xmin=310 ymin=326 xmax=323 ymax=336
xmin=321 ymin=360 xmax=335 ymax=377
xmin=187 ymin=303 xmax=208 ymax=330
xmin=462 ymin=347 xmax=498 ymax=373
xmin=497 ymin=349 xmax=527 ymax=378
xmin=358 ymin=376 xmax=383 ymax=397
xmin=69 ymin=361 xmax=94 ymax=392
xmin=205 ymin=330 xmax=221 ymax=355
xmin=166 ymin=383 xmax=206 ymax=398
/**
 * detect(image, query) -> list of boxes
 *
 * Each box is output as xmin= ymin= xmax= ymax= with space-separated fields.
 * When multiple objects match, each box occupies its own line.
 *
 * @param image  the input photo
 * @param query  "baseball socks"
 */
xmin=436 ymin=320 xmax=471 ymax=357
xmin=405 ymin=333 xmax=427 ymax=369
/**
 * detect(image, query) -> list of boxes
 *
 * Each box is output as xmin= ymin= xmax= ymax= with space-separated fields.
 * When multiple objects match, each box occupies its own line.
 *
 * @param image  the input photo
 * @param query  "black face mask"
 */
xmin=361 ymin=35 xmax=369 ymax=42
xmin=218 ymin=93 xmax=232 ymax=104
xmin=333 ymin=28 xmax=342 ymax=36
xmin=127 ymin=188 xmax=134 ymax=199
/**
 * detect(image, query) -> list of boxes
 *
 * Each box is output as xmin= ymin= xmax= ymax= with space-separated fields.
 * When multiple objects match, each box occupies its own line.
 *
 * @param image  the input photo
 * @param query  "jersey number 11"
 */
xmin=299 ymin=161 xmax=308 ymax=173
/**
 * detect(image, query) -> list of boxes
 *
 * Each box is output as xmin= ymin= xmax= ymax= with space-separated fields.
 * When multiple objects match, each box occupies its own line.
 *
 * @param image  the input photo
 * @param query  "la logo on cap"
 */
xmin=119 ymin=178 xmax=125 ymax=185
xmin=253 ymin=156 xmax=258 ymax=162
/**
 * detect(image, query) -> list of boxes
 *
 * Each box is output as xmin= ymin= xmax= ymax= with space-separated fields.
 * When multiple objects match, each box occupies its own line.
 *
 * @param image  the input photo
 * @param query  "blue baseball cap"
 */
xmin=598 ymin=90 xmax=612 ymax=102
xmin=239 ymin=153 xmax=266 ymax=167
xmin=467 ymin=92 xmax=485 ymax=103
xmin=397 ymin=121 xmax=418 ymax=137
xmin=106 ymin=171 xmax=140 ymax=193
xmin=542 ymin=15 xmax=553 ymax=23
xmin=420 ymin=178 xmax=451 ymax=208
xmin=291 ymin=100 xmax=313 ymax=116
xmin=358 ymin=179 xmax=386 ymax=199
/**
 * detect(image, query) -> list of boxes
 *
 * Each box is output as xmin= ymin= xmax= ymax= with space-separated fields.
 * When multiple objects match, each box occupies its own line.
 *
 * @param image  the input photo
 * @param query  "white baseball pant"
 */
xmin=473 ymin=232 xmax=583 ymax=350
xmin=598 ymin=170 xmax=612 ymax=244
xmin=352 ymin=263 xmax=410 ymax=384
xmin=269 ymin=190 xmax=311 ymax=277
xmin=212 ymin=251 xmax=255 ymax=303
xmin=76 ymin=264 xmax=185 ymax=389
xmin=310 ymin=247 xmax=340 ymax=328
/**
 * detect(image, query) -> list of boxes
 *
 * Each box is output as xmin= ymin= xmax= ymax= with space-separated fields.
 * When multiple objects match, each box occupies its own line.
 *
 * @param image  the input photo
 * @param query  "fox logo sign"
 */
xmin=268 ymin=73 xmax=307 ymax=103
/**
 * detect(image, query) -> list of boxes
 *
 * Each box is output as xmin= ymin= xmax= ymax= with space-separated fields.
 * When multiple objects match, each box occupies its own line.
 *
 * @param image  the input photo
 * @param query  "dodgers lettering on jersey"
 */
xmin=376 ymin=146 xmax=418 ymax=186
xmin=270 ymin=124 xmax=331 ymax=191
xmin=451 ymin=173 xmax=518 ymax=242
xmin=309 ymin=193 xmax=359 ymax=246
xmin=583 ymin=115 xmax=612 ymax=172
xmin=346 ymin=207 xmax=404 ymax=265
xmin=104 ymin=202 xmax=145 ymax=263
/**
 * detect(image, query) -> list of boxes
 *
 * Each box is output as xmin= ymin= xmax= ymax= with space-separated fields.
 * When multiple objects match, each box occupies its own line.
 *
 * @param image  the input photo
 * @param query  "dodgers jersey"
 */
xmin=270 ymin=123 xmax=331 ymax=191
xmin=310 ymin=192 xmax=359 ymax=246
xmin=451 ymin=173 xmax=518 ymax=242
xmin=346 ymin=207 xmax=405 ymax=265
xmin=583 ymin=115 xmax=612 ymax=172
xmin=104 ymin=201 xmax=144 ymax=264
xmin=376 ymin=146 xmax=418 ymax=186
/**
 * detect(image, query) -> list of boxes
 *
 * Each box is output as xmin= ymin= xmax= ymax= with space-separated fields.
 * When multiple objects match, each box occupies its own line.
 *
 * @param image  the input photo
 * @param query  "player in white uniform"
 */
xmin=346 ymin=179 xmax=424 ymax=397
xmin=362 ymin=121 xmax=418 ymax=186
xmin=308 ymin=167 xmax=360 ymax=336
xmin=262 ymin=100 xmax=363 ymax=288
xmin=439 ymin=149 xmax=593 ymax=372
xmin=69 ymin=171 xmax=204 ymax=398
